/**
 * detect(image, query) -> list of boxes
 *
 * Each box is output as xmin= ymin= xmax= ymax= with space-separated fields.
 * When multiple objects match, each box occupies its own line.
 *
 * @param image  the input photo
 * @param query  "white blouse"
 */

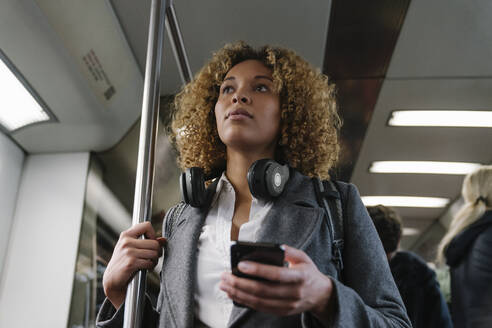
xmin=194 ymin=173 xmax=273 ymax=328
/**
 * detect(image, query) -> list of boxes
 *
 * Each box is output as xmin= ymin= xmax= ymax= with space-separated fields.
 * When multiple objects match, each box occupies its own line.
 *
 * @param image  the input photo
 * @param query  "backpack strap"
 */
xmin=312 ymin=178 xmax=345 ymax=280
xmin=331 ymin=181 xmax=347 ymax=236
xmin=324 ymin=180 xmax=344 ymax=274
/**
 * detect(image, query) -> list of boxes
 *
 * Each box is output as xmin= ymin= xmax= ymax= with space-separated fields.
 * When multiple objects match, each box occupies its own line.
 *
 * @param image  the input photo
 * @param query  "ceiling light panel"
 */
xmin=388 ymin=110 xmax=492 ymax=127
xmin=361 ymin=196 xmax=449 ymax=208
xmin=0 ymin=50 xmax=55 ymax=132
xmin=369 ymin=161 xmax=482 ymax=175
xmin=402 ymin=227 xmax=420 ymax=236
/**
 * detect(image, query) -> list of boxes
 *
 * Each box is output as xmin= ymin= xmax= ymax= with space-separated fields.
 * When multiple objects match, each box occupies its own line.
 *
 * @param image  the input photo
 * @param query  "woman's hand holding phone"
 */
xmin=220 ymin=244 xmax=335 ymax=321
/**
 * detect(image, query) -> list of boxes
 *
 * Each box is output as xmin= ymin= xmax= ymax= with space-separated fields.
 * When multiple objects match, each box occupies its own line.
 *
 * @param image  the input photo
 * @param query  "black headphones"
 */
xmin=180 ymin=159 xmax=290 ymax=208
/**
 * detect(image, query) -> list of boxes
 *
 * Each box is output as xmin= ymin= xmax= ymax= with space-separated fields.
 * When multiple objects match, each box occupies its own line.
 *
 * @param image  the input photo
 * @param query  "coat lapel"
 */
xmin=228 ymin=172 xmax=324 ymax=327
xmin=162 ymin=181 xmax=218 ymax=328
xmin=162 ymin=205 xmax=205 ymax=327
xmin=255 ymin=198 xmax=324 ymax=249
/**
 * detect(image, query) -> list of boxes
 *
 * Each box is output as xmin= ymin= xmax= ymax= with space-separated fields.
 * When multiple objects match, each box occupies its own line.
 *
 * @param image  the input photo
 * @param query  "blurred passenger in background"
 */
xmin=368 ymin=205 xmax=453 ymax=328
xmin=437 ymin=165 xmax=492 ymax=328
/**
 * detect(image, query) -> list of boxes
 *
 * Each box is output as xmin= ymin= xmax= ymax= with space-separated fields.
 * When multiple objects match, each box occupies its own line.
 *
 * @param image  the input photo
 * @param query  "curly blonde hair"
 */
xmin=170 ymin=41 xmax=341 ymax=180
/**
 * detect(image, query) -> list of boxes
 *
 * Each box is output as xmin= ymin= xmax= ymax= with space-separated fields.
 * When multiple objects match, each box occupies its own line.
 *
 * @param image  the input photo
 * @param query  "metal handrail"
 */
xmin=166 ymin=4 xmax=193 ymax=84
xmin=123 ymin=0 xmax=166 ymax=327
xmin=123 ymin=0 xmax=192 ymax=327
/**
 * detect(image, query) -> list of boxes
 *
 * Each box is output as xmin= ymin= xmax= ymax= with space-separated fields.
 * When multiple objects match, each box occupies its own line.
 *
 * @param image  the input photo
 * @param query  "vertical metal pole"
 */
xmin=166 ymin=4 xmax=193 ymax=84
xmin=123 ymin=0 xmax=167 ymax=327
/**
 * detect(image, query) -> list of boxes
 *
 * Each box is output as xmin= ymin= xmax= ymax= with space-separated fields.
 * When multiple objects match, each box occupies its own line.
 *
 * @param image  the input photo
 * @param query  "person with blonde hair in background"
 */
xmin=437 ymin=165 xmax=492 ymax=328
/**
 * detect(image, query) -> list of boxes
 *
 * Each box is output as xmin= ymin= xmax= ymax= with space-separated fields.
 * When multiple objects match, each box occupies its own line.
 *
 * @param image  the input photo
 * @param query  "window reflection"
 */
xmin=67 ymin=158 xmax=163 ymax=327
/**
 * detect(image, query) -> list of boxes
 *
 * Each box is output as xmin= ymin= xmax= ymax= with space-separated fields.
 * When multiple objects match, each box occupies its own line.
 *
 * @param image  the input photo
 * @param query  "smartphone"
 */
xmin=230 ymin=241 xmax=285 ymax=281
xmin=230 ymin=241 xmax=285 ymax=307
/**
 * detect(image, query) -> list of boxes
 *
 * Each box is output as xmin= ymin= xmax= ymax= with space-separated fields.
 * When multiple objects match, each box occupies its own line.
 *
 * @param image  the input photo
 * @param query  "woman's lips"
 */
xmin=226 ymin=108 xmax=252 ymax=120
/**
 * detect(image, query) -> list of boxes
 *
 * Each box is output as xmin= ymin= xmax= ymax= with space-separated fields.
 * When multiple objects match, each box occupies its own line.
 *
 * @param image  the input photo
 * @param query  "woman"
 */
xmin=437 ymin=165 xmax=492 ymax=328
xmin=97 ymin=42 xmax=410 ymax=327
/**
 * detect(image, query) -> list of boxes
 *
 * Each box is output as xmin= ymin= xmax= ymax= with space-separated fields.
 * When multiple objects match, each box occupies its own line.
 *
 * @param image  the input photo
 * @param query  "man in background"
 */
xmin=367 ymin=205 xmax=453 ymax=328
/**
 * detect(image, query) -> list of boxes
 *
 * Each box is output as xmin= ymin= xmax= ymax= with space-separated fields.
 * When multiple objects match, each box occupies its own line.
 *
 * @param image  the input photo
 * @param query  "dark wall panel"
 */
xmin=324 ymin=0 xmax=410 ymax=181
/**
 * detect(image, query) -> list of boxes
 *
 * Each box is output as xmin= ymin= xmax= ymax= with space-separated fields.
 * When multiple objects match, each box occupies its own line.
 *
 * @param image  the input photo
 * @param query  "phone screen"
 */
xmin=230 ymin=241 xmax=285 ymax=281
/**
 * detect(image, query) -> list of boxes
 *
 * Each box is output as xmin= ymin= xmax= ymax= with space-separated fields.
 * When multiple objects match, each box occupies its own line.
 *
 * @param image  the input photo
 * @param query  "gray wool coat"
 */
xmin=97 ymin=170 xmax=411 ymax=328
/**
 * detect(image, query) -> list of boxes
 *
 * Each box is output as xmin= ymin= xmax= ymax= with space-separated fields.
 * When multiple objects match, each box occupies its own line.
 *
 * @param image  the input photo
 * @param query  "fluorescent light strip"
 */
xmin=361 ymin=196 xmax=449 ymax=208
xmin=0 ymin=53 xmax=50 ymax=132
xmin=402 ymin=227 xmax=420 ymax=236
xmin=388 ymin=110 xmax=492 ymax=127
xmin=370 ymin=161 xmax=481 ymax=175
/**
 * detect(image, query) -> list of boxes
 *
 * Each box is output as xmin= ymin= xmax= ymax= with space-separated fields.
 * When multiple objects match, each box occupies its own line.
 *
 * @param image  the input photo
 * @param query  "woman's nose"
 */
xmin=232 ymin=93 xmax=251 ymax=104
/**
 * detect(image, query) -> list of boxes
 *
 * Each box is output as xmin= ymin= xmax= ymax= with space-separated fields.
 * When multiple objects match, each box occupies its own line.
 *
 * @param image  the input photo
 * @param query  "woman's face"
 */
xmin=214 ymin=60 xmax=281 ymax=155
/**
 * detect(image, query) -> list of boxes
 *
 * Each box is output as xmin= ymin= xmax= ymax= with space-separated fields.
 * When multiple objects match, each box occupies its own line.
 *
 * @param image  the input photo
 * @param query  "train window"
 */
xmin=65 ymin=157 xmax=167 ymax=326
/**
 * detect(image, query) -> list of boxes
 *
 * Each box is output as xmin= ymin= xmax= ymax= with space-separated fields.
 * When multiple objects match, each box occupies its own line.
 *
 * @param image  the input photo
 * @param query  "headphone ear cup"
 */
xmin=265 ymin=163 xmax=290 ymax=197
xmin=247 ymin=159 xmax=272 ymax=199
xmin=180 ymin=171 xmax=189 ymax=204
xmin=181 ymin=167 xmax=206 ymax=207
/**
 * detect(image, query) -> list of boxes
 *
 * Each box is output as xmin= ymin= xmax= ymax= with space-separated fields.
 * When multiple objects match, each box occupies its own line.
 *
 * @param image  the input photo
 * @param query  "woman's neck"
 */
xmin=225 ymin=149 xmax=274 ymax=201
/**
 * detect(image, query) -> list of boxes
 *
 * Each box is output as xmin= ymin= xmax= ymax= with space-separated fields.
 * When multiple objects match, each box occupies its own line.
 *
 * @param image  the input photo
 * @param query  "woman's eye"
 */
xmin=221 ymin=85 xmax=233 ymax=94
xmin=255 ymin=84 xmax=268 ymax=92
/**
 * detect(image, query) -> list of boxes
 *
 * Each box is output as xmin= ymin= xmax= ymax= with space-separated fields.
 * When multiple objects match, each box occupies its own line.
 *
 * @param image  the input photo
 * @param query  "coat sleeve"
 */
xmin=95 ymin=295 xmax=159 ymax=328
xmin=465 ymin=224 xmax=492 ymax=326
xmin=322 ymin=183 xmax=411 ymax=328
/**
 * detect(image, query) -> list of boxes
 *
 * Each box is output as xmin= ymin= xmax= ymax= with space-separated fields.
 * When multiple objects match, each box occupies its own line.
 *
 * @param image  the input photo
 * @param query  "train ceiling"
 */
xmin=1 ymin=0 xmax=491 ymax=251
